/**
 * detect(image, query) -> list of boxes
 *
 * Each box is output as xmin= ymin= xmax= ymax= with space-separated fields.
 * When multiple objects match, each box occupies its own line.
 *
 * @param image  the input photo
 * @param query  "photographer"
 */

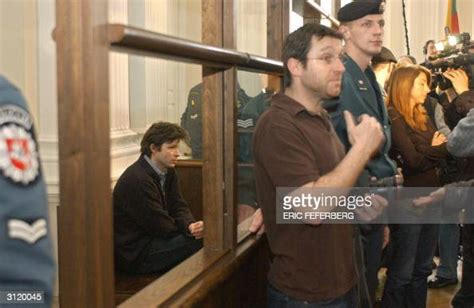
xmin=421 ymin=42 xmax=461 ymax=289
xmin=422 ymin=39 xmax=438 ymax=67
xmin=438 ymin=68 xmax=474 ymax=129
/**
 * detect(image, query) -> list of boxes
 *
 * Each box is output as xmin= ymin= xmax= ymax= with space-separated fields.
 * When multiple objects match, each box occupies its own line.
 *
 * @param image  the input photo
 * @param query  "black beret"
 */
xmin=338 ymin=1 xmax=385 ymax=22
xmin=372 ymin=47 xmax=397 ymax=64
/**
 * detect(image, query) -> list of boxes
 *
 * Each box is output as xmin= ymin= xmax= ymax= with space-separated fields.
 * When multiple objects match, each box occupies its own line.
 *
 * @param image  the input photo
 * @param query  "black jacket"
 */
xmin=440 ymin=90 xmax=474 ymax=181
xmin=113 ymin=155 xmax=195 ymax=270
xmin=388 ymin=108 xmax=448 ymax=187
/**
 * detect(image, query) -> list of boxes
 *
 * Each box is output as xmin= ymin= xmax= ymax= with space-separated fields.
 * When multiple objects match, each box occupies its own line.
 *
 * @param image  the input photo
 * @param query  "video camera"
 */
xmin=423 ymin=32 xmax=474 ymax=90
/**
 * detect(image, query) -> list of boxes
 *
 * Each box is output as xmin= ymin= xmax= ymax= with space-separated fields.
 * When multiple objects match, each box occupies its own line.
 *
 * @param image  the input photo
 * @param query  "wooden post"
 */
xmin=202 ymin=0 xmax=226 ymax=251
xmin=201 ymin=0 xmax=238 ymax=250
xmin=267 ymin=0 xmax=289 ymax=91
xmin=304 ymin=0 xmax=322 ymax=25
xmin=55 ymin=0 xmax=114 ymax=306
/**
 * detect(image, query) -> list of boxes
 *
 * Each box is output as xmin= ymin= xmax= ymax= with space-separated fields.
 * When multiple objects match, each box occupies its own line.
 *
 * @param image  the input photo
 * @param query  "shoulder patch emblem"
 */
xmin=0 ymin=123 xmax=39 ymax=185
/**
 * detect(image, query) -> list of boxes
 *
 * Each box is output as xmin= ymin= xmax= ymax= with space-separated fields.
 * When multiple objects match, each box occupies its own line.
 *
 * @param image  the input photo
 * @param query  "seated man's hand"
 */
xmin=355 ymin=194 xmax=388 ymax=222
xmin=249 ymin=208 xmax=265 ymax=235
xmin=188 ymin=221 xmax=204 ymax=239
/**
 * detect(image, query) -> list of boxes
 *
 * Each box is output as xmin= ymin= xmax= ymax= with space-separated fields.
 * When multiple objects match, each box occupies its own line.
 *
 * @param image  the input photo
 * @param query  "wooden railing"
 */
xmin=108 ymin=24 xmax=283 ymax=74
xmin=55 ymin=1 xmax=288 ymax=307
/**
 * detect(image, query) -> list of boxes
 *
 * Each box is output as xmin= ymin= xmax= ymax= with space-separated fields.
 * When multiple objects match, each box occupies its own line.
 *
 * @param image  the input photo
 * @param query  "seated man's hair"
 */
xmin=141 ymin=122 xmax=188 ymax=156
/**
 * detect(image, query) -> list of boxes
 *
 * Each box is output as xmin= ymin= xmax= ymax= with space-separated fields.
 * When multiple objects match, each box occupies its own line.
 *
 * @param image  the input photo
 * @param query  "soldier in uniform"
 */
xmin=181 ymin=82 xmax=260 ymax=222
xmin=180 ymin=82 xmax=251 ymax=159
xmin=324 ymin=1 xmax=397 ymax=305
xmin=237 ymin=87 xmax=274 ymax=220
xmin=0 ymin=75 xmax=55 ymax=307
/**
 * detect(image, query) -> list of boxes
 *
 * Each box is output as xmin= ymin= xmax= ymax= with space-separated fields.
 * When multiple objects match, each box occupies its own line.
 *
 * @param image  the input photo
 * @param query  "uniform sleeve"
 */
xmin=0 ymin=76 xmax=55 ymax=306
xmin=165 ymin=170 xmax=196 ymax=234
xmin=253 ymin=115 xmax=320 ymax=188
xmin=326 ymin=97 xmax=350 ymax=150
xmin=116 ymin=177 xmax=179 ymax=237
xmin=447 ymin=108 xmax=474 ymax=157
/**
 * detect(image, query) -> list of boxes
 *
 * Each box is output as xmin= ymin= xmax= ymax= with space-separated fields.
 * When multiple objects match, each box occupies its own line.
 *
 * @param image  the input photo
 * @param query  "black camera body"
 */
xmin=425 ymin=53 xmax=474 ymax=90
xmin=422 ymin=33 xmax=474 ymax=90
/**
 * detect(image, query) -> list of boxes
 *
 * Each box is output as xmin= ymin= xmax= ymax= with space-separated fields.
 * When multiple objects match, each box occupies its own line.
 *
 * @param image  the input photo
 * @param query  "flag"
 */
xmin=446 ymin=0 xmax=460 ymax=34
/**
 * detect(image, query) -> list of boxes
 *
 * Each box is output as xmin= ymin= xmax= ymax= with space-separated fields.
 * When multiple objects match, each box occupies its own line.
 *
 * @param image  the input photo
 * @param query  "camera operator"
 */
xmin=438 ymin=68 xmax=474 ymax=128
xmin=420 ymin=39 xmax=460 ymax=290
xmin=422 ymin=40 xmax=438 ymax=67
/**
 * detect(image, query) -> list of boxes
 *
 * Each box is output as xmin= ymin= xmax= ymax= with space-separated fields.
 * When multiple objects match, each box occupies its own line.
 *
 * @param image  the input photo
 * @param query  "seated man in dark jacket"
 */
xmin=114 ymin=122 xmax=203 ymax=274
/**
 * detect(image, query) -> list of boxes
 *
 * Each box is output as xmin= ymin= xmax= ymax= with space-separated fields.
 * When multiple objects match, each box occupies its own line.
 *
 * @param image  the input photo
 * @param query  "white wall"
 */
xmin=384 ymin=0 xmax=473 ymax=63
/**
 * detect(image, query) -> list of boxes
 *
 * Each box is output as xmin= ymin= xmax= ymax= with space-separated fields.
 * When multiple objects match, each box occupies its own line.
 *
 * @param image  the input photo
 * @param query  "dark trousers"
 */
xmin=360 ymin=225 xmax=384 ymax=305
xmin=381 ymin=224 xmax=439 ymax=308
xmin=267 ymin=284 xmax=357 ymax=308
xmin=452 ymin=223 xmax=474 ymax=308
xmin=135 ymin=234 xmax=202 ymax=274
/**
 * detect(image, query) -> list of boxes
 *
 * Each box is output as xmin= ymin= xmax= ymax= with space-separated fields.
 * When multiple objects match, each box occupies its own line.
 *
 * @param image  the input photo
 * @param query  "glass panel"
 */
xmin=236 ymin=70 xmax=281 ymax=240
xmin=128 ymin=56 xmax=202 ymax=159
xmin=236 ymin=0 xmax=267 ymax=57
xmin=128 ymin=0 xmax=201 ymax=43
xmin=113 ymin=57 xmax=203 ymax=282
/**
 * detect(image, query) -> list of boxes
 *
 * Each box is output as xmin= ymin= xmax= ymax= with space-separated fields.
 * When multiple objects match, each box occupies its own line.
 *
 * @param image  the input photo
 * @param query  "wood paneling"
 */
xmin=267 ymin=0 xmax=288 ymax=90
xmin=164 ymin=236 xmax=270 ymax=308
xmin=55 ymin=0 xmax=114 ymax=306
xmin=304 ymin=0 xmax=322 ymax=25
xmin=202 ymin=0 xmax=225 ymax=251
xmin=224 ymin=68 xmax=238 ymax=248
xmin=176 ymin=161 xmax=204 ymax=220
xmin=267 ymin=0 xmax=290 ymax=62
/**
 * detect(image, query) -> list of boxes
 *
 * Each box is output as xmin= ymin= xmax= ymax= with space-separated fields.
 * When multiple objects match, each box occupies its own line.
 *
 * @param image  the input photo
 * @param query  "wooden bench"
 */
xmin=114 ymin=160 xmax=203 ymax=305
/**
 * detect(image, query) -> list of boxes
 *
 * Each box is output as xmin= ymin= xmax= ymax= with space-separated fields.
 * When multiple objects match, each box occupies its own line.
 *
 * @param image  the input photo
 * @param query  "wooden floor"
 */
xmin=427 ymin=282 xmax=460 ymax=308
xmin=426 ymin=258 xmax=461 ymax=308
xmin=51 ymin=260 xmax=463 ymax=307
xmin=377 ymin=258 xmax=462 ymax=308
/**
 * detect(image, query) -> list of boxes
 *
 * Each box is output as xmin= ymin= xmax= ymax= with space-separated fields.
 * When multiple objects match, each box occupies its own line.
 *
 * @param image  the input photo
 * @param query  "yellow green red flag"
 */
xmin=446 ymin=0 xmax=460 ymax=34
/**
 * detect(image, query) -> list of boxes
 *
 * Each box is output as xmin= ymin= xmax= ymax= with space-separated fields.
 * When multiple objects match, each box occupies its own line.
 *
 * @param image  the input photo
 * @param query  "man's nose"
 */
xmin=373 ymin=23 xmax=383 ymax=35
xmin=335 ymin=58 xmax=346 ymax=73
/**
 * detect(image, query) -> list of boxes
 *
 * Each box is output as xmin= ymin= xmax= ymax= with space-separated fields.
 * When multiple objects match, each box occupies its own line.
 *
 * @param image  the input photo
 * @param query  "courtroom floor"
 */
xmin=377 ymin=258 xmax=462 ymax=308
xmin=51 ymin=260 xmax=462 ymax=307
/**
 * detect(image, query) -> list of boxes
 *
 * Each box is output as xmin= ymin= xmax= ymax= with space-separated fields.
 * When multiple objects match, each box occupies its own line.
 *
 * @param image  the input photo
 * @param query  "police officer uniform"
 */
xmin=326 ymin=54 xmax=396 ymax=182
xmin=0 ymin=75 xmax=55 ymax=307
xmin=324 ymin=2 xmax=395 ymax=306
xmin=237 ymin=89 xmax=274 ymax=207
xmin=180 ymin=83 xmax=251 ymax=159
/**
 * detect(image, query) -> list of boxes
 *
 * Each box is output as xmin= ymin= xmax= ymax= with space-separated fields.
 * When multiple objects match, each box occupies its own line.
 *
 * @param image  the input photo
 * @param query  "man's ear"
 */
xmin=339 ymin=25 xmax=350 ymax=41
xmin=287 ymin=58 xmax=303 ymax=78
xmin=150 ymin=143 xmax=160 ymax=154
